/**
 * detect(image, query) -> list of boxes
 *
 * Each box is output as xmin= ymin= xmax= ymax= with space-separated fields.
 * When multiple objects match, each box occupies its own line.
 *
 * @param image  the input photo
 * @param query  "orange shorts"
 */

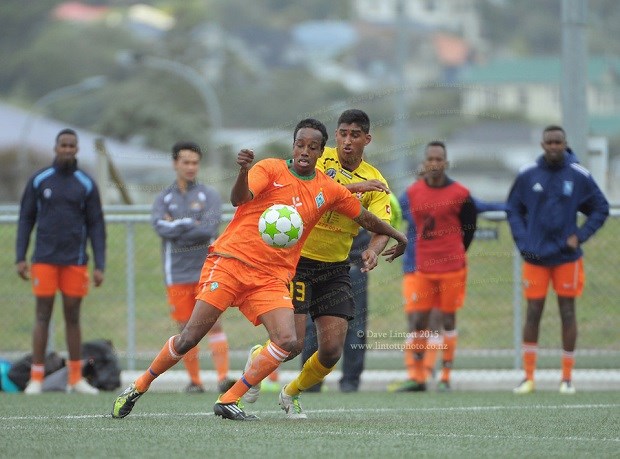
xmin=402 ymin=272 xmax=417 ymax=312
xmin=31 ymin=263 xmax=89 ymax=297
xmin=522 ymin=259 xmax=584 ymax=299
xmin=196 ymin=255 xmax=293 ymax=326
xmin=166 ymin=283 xmax=199 ymax=322
xmin=405 ymin=268 xmax=467 ymax=314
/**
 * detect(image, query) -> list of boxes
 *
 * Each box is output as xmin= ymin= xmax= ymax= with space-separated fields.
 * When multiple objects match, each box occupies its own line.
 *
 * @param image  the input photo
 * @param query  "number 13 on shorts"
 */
xmin=289 ymin=281 xmax=305 ymax=302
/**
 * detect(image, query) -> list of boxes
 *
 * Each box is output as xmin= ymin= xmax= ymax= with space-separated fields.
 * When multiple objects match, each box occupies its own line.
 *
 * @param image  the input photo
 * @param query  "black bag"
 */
xmin=7 ymin=352 xmax=65 ymax=391
xmin=81 ymin=339 xmax=121 ymax=391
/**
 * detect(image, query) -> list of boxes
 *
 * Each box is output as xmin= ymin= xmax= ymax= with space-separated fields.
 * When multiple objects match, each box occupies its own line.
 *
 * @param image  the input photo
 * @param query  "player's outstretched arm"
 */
xmin=354 ymin=208 xmax=406 ymax=262
xmin=231 ymin=149 xmax=254 ymax=206
xmin=359 ymin=234 xmax=390 ymax=272
xmin=345 ymin=179 xmax=390 ymax=194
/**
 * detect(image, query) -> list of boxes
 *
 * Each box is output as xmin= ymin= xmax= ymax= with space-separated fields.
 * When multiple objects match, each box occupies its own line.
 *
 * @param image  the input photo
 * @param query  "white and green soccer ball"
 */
xmin=258 ymin=204 xmax=304 ymax=248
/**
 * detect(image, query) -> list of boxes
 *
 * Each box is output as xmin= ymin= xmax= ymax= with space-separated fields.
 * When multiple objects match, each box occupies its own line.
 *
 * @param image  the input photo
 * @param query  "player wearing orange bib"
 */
xmin=386 ymin=141 xmax=477 ymax=392
xmin=112 ymin=118 xmax=407 ymax=421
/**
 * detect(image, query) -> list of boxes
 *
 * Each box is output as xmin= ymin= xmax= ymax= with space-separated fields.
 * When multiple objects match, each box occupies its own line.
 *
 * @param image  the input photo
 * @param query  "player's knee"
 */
xmin=443 ymin=314 xmax=456 ymax=331
xmin=63 ymin=315 xmax=80 ymax=327
xmin=525 ymin=309 xmax=542 ymax=325
xmin=319 ymin=352 xmax=341 ymax=368
xmin=34 ymin=310 xmax=53 ymax=324
xmin=175 ymin=332 xmax=200 ymax=354
xmin=318 ymin=342 xmax=343 ymax=365
xmin=288 ymin=341 xmax=303 ymax=358
xmin=271 ymin=334 xmax=297 ymax=353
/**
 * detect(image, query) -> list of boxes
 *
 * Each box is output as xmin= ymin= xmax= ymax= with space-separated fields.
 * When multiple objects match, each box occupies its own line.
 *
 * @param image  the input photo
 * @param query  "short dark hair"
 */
xmin=293 ymin=118 xmax=328 ymax=149
xmin=425 ymin=140 xmax=447 ymax=157
xmin=337 ymin=109 xmax=370 ymax=134
xmin=56 ymin=128 xmax=78 ymax=143
xmin=172 ymin=141 xmax=202 ymax=160
xmin=543 ymin=125 xmax=566 ymax=137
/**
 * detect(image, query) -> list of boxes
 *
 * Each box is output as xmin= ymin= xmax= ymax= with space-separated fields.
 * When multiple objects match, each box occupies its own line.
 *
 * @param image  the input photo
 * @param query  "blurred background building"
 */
xmin=0 ymin=0 xmax=618 ymax=203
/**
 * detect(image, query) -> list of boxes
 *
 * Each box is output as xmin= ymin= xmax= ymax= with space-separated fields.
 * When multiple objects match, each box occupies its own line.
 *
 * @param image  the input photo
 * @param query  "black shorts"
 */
xmin=290 ymin=256 xmax=354 ymax=320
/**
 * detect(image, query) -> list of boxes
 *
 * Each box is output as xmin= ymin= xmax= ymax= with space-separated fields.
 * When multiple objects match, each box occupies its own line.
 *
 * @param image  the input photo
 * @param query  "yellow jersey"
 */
xmin=301 ymin=147 xmax=392 ymax=262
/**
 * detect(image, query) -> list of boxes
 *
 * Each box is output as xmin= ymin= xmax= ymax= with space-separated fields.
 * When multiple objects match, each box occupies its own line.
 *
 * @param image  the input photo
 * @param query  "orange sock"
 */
xmin=30 ymin=363 xmax=45 ymax=383
xmin=561 ymin=350 xmax=575 ymax=381
xmin=404 ymin=336 xmax=416 ymax=380
xmin=207 ymin=332 xmax=229 ymax=382
xmin=182 ymin=346 xmax=202 ymax=385
xmin=440 ymin=330 xmax=458 ymax=382
xmin=135 ymin=335 xmax=183 ymax=392
xmin=67 ymin=360 xmax=82 ymax=385
xmin=219 ymin=341 xmax=289 ymax=403
xmin=412 ymin=334 xmax=427 ymax=383
xmin=424 ymin=334 xmax=442 ymax=379
xmin=268 ymin=368 xmax=279 ymax=382
xmin=522 ymin=341 xmax=538 ymax=381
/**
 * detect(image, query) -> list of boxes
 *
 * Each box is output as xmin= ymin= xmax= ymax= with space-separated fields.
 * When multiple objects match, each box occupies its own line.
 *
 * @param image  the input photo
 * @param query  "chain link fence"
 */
xmin=1 ymin=205 xmax=618 ymax=371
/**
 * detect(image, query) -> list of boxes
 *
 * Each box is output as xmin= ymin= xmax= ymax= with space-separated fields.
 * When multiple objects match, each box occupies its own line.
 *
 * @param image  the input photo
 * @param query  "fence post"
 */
xmin=126 ymin=222 xmax=136 ymax=370
xmin=512 ymin=245 xmax=522 ymax=369
xmin=46 ymin=320 xmax=55 ymax=354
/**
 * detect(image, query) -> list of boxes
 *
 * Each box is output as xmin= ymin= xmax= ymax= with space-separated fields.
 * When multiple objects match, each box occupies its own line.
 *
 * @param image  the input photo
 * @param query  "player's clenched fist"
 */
xmin=237 ymin=149 xmax=255 ymax=171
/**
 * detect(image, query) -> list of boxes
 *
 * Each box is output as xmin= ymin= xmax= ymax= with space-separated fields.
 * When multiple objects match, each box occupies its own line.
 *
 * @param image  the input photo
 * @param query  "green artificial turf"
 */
xmin=1 ymin=390 xmax=618 ymax=458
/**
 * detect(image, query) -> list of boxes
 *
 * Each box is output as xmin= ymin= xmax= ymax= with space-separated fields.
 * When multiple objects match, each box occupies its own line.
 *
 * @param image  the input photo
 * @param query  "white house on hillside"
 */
xmin=458 ymin=56 xmax=620 ymax=136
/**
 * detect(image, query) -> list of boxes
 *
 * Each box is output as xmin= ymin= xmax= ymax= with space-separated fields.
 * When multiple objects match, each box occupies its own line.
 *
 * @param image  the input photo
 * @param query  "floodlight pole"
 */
xmin=392 ymin=0 xmax=411 ymax=194
xmin=561 ymin=0 xmax=589 ymax=160
xmin=117 ymin=51 xmax=223 ymax=171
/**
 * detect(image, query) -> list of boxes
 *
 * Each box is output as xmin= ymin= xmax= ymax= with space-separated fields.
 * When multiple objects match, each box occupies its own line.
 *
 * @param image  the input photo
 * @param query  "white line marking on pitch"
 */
xmin=2 ymin=403 xmax=618 ymax=422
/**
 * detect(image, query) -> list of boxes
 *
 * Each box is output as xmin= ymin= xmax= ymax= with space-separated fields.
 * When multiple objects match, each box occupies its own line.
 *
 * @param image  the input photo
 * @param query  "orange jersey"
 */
xmin=210 ymin=159 xmax=362 ymax=283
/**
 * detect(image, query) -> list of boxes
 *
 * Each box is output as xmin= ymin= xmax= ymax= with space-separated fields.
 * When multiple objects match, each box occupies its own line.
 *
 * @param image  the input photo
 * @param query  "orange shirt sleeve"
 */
xmin=329 ymin=180 xmax=363 ymax=219
xmin=247 ymin=159 xmax=273 ymax=199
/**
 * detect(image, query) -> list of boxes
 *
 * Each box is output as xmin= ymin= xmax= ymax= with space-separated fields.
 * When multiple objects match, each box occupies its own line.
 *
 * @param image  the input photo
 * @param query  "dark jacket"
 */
xmin=15 ymin=159 xmax=106 ymax=270
xmin=506 ymin=154 xmax=608 ymax=266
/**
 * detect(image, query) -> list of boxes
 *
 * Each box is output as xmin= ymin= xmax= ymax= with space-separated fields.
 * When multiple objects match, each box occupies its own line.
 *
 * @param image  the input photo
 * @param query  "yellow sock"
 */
xmin=285 ymin=351 xmax=333 ymax=396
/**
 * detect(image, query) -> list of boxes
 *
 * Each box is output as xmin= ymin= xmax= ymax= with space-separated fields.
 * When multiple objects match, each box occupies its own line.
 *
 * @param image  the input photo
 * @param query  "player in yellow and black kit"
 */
xmin=242 ymin=109 xmax=395 ymax=418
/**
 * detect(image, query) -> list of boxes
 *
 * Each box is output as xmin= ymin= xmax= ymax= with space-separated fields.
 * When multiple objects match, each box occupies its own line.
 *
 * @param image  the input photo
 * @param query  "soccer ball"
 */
xmin=258 ymin=204 xmax=304 ymax=248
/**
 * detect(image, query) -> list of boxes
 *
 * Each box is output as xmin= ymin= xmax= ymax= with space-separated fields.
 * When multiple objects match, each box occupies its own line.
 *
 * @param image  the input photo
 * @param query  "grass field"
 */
xmin=1 ymin=390 xmax=618 ymax=458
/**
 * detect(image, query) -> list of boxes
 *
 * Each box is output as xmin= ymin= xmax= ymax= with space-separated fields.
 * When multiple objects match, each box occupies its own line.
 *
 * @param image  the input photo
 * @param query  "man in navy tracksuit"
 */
xmin=507 ymin=125 xmax=608 ymax=395
xmin=16 ymin=128 xmax=106 ymax=395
